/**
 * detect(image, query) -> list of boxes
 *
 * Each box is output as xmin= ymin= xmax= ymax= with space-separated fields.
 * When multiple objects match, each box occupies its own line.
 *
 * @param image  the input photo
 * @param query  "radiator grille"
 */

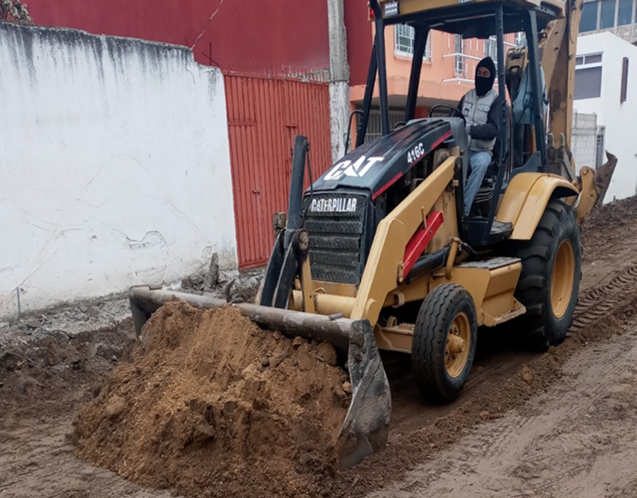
xmin=303 ymin=194 xmax=367 ymax=285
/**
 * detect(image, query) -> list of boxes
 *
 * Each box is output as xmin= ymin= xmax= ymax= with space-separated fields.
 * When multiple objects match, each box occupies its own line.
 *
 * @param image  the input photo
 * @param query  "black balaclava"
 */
xmin=475 ymin=56 xmax=496 ymax=96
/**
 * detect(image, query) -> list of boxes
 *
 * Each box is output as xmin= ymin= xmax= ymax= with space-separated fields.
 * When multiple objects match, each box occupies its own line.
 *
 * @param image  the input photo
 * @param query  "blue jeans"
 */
xmin=464 ymin=151 xmax=492 ymax=216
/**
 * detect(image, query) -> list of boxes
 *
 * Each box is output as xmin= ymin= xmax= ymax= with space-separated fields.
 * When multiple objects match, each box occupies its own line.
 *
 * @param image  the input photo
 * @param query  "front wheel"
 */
xmin=412 ymin=284 xmax=478 ymax=402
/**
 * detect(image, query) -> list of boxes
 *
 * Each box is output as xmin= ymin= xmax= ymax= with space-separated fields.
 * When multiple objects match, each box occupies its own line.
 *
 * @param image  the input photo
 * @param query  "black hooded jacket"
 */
xmin=457 ymin=57 xmax=502 ymax=142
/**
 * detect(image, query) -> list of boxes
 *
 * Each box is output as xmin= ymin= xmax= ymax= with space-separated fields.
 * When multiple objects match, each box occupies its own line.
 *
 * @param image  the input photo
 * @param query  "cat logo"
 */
xmin=324 ymin=155 xmax=384 ymax=182
xmin=310 ymin=197 xmax=358 ymax=213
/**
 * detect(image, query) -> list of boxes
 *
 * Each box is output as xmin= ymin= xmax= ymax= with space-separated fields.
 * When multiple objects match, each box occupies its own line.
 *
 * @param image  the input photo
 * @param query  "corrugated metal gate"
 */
xmin=225 ymin=75 xmax=332 ymax=268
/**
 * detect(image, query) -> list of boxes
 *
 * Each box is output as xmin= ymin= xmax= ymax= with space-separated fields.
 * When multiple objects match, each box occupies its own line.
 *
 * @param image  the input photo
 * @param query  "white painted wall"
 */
xmin=575 ymin=32 xmax=637 ymax=202
xmin=0 ymin=23 xmax=237 ymax=319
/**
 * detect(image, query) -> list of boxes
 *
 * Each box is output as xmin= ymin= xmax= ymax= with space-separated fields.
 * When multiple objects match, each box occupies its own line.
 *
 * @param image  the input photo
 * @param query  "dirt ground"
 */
xmin=370 ymin=323 xmax=637 ymax=498
xmin=1 ymin=196 xmax=637 ymax=498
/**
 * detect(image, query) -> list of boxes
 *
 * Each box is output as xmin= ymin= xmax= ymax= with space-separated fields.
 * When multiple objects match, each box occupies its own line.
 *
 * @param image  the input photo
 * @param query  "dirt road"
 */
xmin=370 ymin=322 xmax=637 ymax=498
xmin=1 ymin=196 xmax=636 ymax=498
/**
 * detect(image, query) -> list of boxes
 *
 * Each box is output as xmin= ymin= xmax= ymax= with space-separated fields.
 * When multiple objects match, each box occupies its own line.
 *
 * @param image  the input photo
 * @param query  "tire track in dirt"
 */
xmin=571 ymin=265 xmax=637 ymax=334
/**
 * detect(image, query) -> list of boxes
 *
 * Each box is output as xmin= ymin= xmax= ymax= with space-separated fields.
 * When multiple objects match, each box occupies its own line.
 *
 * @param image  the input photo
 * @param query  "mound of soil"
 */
xmin=582 ymin=195 xmax=637 ymax=262
xmin=73 ymin=302 xmax=349 ymax=498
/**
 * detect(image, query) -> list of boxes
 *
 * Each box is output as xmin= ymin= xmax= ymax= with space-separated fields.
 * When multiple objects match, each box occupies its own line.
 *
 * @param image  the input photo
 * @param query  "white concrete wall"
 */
xmin=0 ymin=23 xmax=237 ymax=319
xmin=571 ymin=111 xmax=598 ymax=173
xmin=575 ymin=32 xmax=637 ymax=202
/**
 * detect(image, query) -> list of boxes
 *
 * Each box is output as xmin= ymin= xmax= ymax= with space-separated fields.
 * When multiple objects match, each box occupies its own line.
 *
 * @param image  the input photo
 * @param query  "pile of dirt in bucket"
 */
xmin=73 ymin=301 xmax=350 ymax=498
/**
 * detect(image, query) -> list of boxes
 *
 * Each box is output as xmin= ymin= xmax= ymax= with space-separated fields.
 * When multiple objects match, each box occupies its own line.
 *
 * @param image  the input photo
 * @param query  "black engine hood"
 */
xmin=311 ymin=118 xmax=453 ymax=198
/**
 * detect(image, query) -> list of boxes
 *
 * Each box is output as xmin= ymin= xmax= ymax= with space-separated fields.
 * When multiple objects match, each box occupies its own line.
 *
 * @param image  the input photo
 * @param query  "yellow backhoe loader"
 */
xmin=129 ymin=0 xmax=616 ymax=468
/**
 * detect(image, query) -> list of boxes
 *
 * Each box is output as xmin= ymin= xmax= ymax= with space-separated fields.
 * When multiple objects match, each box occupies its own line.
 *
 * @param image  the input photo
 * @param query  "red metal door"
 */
xmin=225 ymin=75 xmax=332 ymax=268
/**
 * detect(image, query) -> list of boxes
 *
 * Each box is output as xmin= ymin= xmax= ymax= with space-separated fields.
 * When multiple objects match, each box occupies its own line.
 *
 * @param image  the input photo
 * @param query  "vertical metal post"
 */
xmin=371 ymin=0 xmax=390 ymax=136
xmin=356 ymin=41 xmax=378 ymax=147
xmin=16 ymin=287 xmax=21 ymax=319
xmin=483 ymin=3 xmax=507 ymax=243
xmin=524 ymin=10 xmax=547 ymax=166
xmin=285 ymin=135 xmax=308 ymax=247
xmin=404 ymin=26 xmax=429 ymax=122
xmin=495 ymin=7 xmax=507 ymax=167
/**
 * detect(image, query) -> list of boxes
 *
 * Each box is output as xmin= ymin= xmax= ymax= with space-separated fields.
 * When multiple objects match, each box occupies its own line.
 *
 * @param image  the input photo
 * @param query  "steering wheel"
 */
xmin=429 ymin=104 xmax=465 ymax=122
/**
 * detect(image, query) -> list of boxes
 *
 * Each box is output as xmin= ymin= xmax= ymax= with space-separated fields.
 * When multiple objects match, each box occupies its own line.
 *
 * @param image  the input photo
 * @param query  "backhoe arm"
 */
xmin=539 ymin=0 xmax=616 ymax=212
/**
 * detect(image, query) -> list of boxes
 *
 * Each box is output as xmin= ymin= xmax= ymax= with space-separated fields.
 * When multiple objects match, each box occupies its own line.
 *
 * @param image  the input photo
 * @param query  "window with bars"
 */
xmin=357 ymin=108 xmax=407 ymax=143
xmin=454 ymin=34 xmax=465 ymax=77
xmin=484 ymin=36 xmax=498 ymax=65
xmin=515 ymin=32 xmax=526 ymax=47
xmin=394 ymin=24 xmax=432 ymax=60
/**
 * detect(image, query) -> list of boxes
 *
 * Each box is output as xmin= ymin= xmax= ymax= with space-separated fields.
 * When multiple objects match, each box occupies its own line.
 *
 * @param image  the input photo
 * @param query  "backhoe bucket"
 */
xmin=129 ymin=286 xmax=391 ymax=468
xmin=575 ymin=151 xmax=618 ymax=223
xmin=592 ymin=151 xmax=617 ymax=208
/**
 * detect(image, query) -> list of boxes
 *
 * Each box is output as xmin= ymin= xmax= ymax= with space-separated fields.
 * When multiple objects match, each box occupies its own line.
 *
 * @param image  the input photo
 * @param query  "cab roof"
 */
xmin=377 ymin=0 xmax=564 ymax=37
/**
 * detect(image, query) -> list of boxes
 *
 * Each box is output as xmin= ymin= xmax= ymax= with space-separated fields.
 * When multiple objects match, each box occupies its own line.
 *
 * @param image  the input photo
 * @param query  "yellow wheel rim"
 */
xmin=445 ymin=312 xmax=471 ymax=378
xmin=551 ymin=239 xmax=575 ymax=319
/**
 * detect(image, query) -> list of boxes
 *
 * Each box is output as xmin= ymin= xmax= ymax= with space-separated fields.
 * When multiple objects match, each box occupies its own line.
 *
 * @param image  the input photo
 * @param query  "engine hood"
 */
xmin=311 ymin=118 xmax=453 ymax=197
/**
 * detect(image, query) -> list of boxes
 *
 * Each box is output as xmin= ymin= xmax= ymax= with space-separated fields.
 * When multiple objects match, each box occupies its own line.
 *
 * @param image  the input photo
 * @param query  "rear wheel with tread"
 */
xmin=512 ymin=199 xmax=582 ymax=350
xmin=412 ymin=284 xmax=478 ymax=402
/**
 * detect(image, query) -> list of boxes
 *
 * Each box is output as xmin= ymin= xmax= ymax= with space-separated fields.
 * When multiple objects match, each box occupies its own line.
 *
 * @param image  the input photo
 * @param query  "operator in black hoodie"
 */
xmin=458 ymin=56 xmax=502 ymax=216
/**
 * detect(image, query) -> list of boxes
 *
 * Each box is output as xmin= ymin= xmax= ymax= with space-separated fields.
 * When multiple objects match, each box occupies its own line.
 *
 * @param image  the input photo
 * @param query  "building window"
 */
xmin=618 ymin=0 xmax=633 ymax=25
xmin=575 ymin=53 xmax=603 ymax=100
xmin=600 ymin=0 xmax=616 ymax=28
xmin=484 ymin=36 xmax=497 ymax=63
xmin=583 ymin=53 xmax=603 ymax=64
xmin=454 ymin=34 xmax=465 ymax=77
xmin=575 ymin=67 xmax=603 ymax=99
xmin=394 ymin=25 xmax=432 ymax=60
xmin=621 ymin=57 xmax=629 ymax=103
xmin=580 ymin=0 xmax=635 ymax=31
xmin=580 ymin=1 xmax=599 ymax=32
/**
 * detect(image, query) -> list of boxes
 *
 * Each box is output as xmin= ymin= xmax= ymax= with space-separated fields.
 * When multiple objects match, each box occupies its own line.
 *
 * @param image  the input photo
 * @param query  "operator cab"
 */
xmin=355 ymin=0 xmax=564 ymax=246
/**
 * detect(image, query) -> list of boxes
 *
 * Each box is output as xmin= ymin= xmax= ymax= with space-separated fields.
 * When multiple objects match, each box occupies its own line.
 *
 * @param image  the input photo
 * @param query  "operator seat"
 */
xmin=472 ymin=102 xmax=511 ymax=210
xmin=437 ymin=117 xmax=469 ymax=185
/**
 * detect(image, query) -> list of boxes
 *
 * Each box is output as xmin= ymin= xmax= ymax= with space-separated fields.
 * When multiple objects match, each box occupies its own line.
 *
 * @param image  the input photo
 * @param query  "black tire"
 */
xmin=513 ymin=199 xmax=582 ymax=350
xmin=412 ymin=284 xmax=478 ymax=402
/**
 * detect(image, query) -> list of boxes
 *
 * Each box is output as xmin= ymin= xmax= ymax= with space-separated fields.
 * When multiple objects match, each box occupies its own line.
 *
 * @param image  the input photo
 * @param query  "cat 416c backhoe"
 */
xmin=129 ymin=0 xmax=616 ymax=468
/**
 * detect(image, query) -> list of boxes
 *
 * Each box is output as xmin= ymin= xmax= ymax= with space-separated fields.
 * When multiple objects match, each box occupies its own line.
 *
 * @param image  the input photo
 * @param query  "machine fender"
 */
xmin=496 ymin=172 xmax=578 ymax=240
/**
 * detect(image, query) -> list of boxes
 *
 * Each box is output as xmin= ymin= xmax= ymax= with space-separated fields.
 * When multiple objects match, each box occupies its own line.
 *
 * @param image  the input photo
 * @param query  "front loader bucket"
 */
xmin=129 ymin=286 xmax=391 ymax=468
